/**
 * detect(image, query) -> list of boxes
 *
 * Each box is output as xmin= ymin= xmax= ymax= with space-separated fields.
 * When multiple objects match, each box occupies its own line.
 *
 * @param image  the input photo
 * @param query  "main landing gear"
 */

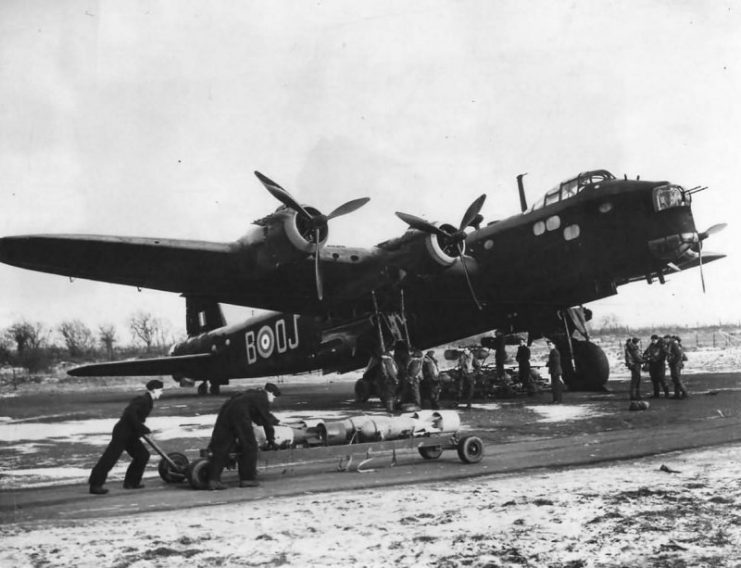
xmin=197 ymin=380 xmax=221 ymax=395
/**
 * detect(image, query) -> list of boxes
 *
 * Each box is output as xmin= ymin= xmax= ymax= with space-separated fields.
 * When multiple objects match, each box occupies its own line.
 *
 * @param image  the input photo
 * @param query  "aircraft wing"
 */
xmin=67 ymin=353 xmax=214 ymax=377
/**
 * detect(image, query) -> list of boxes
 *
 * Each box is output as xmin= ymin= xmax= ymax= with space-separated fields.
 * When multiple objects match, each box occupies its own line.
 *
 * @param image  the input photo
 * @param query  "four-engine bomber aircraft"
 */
xmin=0 ymin=169 xmax=725 ymax=395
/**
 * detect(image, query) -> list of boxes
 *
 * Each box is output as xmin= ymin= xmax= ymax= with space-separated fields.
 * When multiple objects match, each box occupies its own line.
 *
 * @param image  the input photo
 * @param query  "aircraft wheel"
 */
xmin=209 ymin=381 xmax=221 ymax=395
xmin=197 ymin=382 xmax=208 ymax=396
xmin=457 ymin=435 xmax=484 ymax=464
xmin=187 ymin=458 xmax=211 ymax=490
xmin=354 ymin=379 xmax=371 ymax=402
xmin=158 ymin=452 xmax=189 ymax=483
xmin=418 ymin=445 xmax=443 ymax=460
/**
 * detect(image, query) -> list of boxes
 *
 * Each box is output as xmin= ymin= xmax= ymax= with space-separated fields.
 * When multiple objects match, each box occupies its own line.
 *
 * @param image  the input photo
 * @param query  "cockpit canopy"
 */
xmin=529 ymin=170 xmax=616 ymax=212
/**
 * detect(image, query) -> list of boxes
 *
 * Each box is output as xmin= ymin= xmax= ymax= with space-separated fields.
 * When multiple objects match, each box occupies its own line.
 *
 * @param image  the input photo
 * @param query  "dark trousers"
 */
xmin=629 ymin=366 xmax=642 ymax=400
xmin=457 ymin=371 xmax=475 ymax=405
xmin=670 ymin=364 xmax=688 ymax=397
xmin=551 ymin=373 xmax=563 ymax=403
xmin=648 ymin=363 xmax=669 ymax=397
xmin=421 ymin=380 xmax=440 ymax=409
xmin=209 ymin=416 xmax=259 ymax=482
xmin=89 ymin=422 xmax=149 ymax=487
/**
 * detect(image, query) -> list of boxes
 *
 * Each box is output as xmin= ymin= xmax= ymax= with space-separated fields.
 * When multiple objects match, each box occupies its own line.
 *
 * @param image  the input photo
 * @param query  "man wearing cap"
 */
xmin=545 ymin=339 xmax=563 ymax=403
xmin=643 ymin=334 xmax=670 ymax=398
xmin=624 ymin=337 xmax=644 ymax=400
xmin=89 ymin=379 xmax=164 ymax=495
xmin=207 ymin=383 xmax=281 ymax=490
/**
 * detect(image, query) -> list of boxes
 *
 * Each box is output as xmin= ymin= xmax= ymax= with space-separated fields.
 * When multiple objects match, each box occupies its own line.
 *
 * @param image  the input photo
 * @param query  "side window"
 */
xmin=546 ymin=215 xmax=561 ymax=231
xmin=533 ymin=221 xmax=546 ymax=236
xmin=563 ymin=224 xmax=581 ymax=241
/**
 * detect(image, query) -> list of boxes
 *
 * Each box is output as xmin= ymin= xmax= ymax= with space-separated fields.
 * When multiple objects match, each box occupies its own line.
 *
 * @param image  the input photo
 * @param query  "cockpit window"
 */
xmin=654 ymin=184 xmax=690 ymax=212
xmin=529 ymin=169 xmax=616 ymax=212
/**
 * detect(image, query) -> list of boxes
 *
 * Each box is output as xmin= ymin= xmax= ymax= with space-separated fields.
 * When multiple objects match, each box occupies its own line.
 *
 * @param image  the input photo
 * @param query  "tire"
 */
xmin=456 ymin=435 xmax=484 ymax=464
xmin=158 ymin=452 xmax=189 ymax=483
xmin=187 ymin=457 xmax=211 ymax=490
xmin=418 ymin=445 xmax=443 ymax=460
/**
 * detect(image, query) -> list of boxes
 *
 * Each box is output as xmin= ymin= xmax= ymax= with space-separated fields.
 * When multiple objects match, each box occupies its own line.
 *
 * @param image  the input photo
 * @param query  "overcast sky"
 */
xmin=1 ymin=0 xmax=739 ymax=341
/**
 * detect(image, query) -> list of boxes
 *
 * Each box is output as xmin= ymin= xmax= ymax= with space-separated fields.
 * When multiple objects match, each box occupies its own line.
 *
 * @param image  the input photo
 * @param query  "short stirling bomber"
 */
xmin=0 ymin=169 xmax=725 ymax=395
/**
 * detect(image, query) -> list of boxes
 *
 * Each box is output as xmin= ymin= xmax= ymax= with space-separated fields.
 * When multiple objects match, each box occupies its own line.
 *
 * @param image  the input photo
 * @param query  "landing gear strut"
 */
xmin=197 ymin=380 xmax=221 ymax=395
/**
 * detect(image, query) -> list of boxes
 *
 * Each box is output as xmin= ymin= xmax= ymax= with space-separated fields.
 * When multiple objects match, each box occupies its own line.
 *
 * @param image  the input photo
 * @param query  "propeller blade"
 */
xmin=327 ymin=197 xmax=371 ymax=220
xmin=254 ymin=171 xmax=313 ymax=222
xmin=395 ymin=212 xmax=449 ymax=239
xmin=458 ymin=242 xmax=483 ymax=310
xmin=699 ymin=223 xmax=727 ymax=240
xmin=698 ymin=242 xmax=706 ymax=293
xmin=314 ymin=228 xmax=323 ymax=301
xmin=459 ymin=194 xmax=487 ymax=231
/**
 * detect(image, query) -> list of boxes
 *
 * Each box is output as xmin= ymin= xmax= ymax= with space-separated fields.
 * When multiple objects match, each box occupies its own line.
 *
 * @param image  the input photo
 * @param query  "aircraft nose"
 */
xmin=647 ymin=232 xmax=699 ymax=261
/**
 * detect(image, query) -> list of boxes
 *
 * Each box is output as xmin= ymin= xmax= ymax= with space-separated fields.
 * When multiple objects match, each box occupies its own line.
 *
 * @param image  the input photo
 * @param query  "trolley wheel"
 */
xmin=418 ymin=445 xmax=444 ymax=460
xmin=187 ymin=457 xmax=211 ymax=490
xmin=158 ymin=452 xmax=189 ymax=483
xmin=457 ymin=435 xmax=484 ymax=464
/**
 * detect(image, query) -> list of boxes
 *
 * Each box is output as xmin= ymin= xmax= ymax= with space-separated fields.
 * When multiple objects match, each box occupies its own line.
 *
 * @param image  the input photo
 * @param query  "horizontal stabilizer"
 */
xmin=68 ymin=353 xmax=213 ymax=377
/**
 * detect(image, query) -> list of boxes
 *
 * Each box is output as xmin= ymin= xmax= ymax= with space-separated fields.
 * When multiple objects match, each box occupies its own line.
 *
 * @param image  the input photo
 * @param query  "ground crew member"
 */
xmin=404 ymin=349 xmax=424 ymax=408
xmin=666 ymin=336 xmax=689 ymax=399
xmin=379 ymin=351 xmax=399 ymax=412
xmin=457 ymin=347 xmax=475 ymax=409
xmin=624 ymin=337 xmax=643 ymax=400
xmin=88 ymin=379 xmax=164 ymax=495
xmin=207 ymin=383 xmax=281 ymax=490
xmin=493 ymin=330 xmax=507 ymax=380
xmin=421 ymin=350 xmax=441 ymax=409
xmin=643 ymin=334 xmax=670 ymax=398
xmin=545 ymin=339 xmax=563 ymax=403
xmin=393 ymin=340 xmax=411 ymax=403
xmin=516 ymin=338 xmax=531 ymax=392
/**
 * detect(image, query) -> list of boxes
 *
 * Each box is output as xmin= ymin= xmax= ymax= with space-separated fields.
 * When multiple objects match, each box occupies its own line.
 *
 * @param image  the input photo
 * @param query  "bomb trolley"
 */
xmin=152 ymin=431 xmax=484 ymax=489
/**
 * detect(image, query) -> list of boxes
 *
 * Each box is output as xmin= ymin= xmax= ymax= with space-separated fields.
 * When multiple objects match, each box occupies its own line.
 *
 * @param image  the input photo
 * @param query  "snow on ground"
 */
xmin=2 ymin=443 xmax=740 ymax=568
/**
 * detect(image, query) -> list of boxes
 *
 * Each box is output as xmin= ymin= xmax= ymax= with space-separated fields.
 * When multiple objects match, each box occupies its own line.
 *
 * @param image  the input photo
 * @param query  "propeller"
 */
xmin=396 ymin=194 xmax=487 ymax=310
xmin=695 ymin=223 xmax=727 ymax=293
xmin=254 ymin=171 xmax=370 ymax=301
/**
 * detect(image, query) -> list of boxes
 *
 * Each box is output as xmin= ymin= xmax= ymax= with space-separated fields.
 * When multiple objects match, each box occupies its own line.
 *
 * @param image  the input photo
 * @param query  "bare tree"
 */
xmin=58 ymin=319 xmax=95 ymax=358
xmin=98 ymin=324 xmax=117 ymax=360
xmin=5 ymin=320 xmax=49 ymax=373
xmin=7 ymin=320 xmax=47 ymax=353
xmin=129 ymin=311 xmax=159 ymax=353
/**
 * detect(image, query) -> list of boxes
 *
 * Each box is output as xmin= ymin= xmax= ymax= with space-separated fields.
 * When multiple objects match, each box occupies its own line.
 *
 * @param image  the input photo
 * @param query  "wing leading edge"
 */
xmin=67 ymin=353 xmax=214 ymax=377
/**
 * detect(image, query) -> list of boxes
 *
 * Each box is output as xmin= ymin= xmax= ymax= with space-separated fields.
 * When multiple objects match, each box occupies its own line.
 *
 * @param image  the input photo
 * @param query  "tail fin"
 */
xmin=185 ymin=296 xmax=226 ymax=336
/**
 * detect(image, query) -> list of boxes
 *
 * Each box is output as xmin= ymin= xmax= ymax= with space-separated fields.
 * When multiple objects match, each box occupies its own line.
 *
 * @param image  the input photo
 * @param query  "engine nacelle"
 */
xmin=385 ymin=223 xmax=463 ymax=276
xmin=239 ymin=206 xmax=330 ymax=270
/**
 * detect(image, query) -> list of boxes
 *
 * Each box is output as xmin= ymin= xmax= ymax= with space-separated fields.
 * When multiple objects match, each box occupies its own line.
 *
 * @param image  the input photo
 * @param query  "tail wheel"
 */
xmin=158 ymin=452 xmax=189 ymax=483
xmin=187 ymin=458 xmax=211 ymax=490
xmin=418 ymin=445 xmax=443 ymax=460
xmin=457 ymin=435 xmax=484 ymax=464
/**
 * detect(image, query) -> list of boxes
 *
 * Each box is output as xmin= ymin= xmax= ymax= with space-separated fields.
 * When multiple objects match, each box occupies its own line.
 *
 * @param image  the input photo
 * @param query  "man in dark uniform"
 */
xmin=624 ymin=337 xmax=644 ymax=400
xmin=404 ymin=349 xmax=424 ymax=408
xmin=89 ymin=379 xmax=164 ymax=495
xmin=515 ymin=338 xmax=531 ymax=392
xmin=207 ymin=383 xmax=281 ymax=490
xmin=456 ymin=347 xmax=475 ymax=409
xmin=643 ymin=334 xmax=670 ymax=398
xmin=666 ymin=336 xmax=689 ymax=399
xmin=493 ymin=330 xmax=507 ymax=380
xmin=421 ymin=350 xmax=441 ymax=409
xmin=545 ymin=339 xmax=563 ymax=403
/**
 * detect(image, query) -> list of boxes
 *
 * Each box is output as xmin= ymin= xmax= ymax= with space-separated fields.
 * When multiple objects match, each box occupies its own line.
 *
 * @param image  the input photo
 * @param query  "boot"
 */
xmin=89 ymin=485 xmax=109 ymax=495
xmin=239 ymin=479 xmax=260 ymax=488
xmin=208 ymin=480 xmax=227 ymax=491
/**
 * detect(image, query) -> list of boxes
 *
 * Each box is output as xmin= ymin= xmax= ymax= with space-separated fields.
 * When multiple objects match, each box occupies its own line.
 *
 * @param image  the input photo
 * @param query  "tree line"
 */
xmin=0 ymin=311 xmax=183 ymax=375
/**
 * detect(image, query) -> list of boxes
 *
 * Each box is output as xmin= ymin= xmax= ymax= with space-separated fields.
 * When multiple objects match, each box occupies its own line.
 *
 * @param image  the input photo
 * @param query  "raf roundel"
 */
xmin=256 ymin=326 xmax=275 ymax=358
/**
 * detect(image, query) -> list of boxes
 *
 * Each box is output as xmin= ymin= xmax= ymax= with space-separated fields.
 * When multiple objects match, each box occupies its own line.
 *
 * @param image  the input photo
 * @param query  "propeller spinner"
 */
xmin=254 ymin=171 xmax=370 ymax=301
xmin=396 ymin=194 xmax=487 ymax=310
